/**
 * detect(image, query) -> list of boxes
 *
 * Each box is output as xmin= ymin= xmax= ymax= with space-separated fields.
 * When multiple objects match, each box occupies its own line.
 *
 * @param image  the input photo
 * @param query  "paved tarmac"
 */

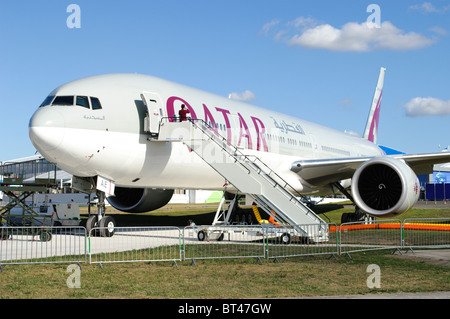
xmin=308 ymin=291 xmax=450 ymax=299
xmin=393 ymin=248 xmax=450 ymax=267
xmin=413 ymin=200 xmax=450 ymax=209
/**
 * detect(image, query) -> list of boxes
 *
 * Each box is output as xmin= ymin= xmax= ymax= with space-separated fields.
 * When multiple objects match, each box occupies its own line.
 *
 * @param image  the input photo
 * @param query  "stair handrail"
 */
xmin=159 ymin=117 xmax=322 ymax=222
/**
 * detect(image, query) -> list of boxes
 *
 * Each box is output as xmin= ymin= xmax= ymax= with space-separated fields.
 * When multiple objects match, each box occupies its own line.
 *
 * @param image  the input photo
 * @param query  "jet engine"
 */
xmin=351 ymin=157 xmax=419 ymax=217
xmin=107 ymin=187 xmax=174 ymax=213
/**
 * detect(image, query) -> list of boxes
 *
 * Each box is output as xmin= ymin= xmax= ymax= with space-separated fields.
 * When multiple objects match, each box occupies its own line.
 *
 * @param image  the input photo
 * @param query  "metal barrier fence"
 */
xmin=88 ymin=226 xmax=182 ymax=264
xmin=1 ymin=219 xmax=449 ymax=266
xmin=403 ymin=218 xmax=450 ymax=249
xmin=0 ymin=226 xmax=86 ymax=265
xmin=183 ymin=225 xmax=266 ymax=261
xmin=264 ymin=223 xmax=339 ymax=260
xmin=338 ymin=220 xmax=403 ymax=256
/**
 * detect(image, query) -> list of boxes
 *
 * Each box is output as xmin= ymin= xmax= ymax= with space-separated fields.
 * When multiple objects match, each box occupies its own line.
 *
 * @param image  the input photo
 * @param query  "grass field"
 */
xmin=0 ymin=203 xmax=449 ymax=299
xmin=0 ymin=250 xmax=448 ymax=299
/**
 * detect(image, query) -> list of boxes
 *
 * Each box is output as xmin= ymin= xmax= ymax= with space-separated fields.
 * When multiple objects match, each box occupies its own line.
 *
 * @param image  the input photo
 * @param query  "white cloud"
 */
xmin=228 ymin=90 xmax=256 ymax=102
xmin=290 ymin=17 xmax=318 ymax=30
xmin=261 ymin=20 xmax=280 ymax=35
xmin=287 ymin=21 xmax=435 ymax=52
xmin=410 ymin=2 xmax=440 ymax=13
xmin=410 ymin=2 xmax=450 ymax=14
xmin=339 ymin=98 xmax=355 ymax=110
xmin=430 ymin=26 xmax=447 ymax=36
xmin=404 ymin=97 xmax=450 ymax=117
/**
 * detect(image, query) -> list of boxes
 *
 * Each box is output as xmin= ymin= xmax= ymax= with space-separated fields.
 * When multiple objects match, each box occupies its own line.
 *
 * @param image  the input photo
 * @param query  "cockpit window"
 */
xmin=90 ymin=97 xmax=102 ymax=110
xmin=76 ymin=96 xmax=90 ymax=109
xmin=40 ymin=94 xmax=102 ymax=109
xmin=40 ymin=95 xmax=55 ymax=107
xmin=52 ymin=96 xmax=74 ymax=106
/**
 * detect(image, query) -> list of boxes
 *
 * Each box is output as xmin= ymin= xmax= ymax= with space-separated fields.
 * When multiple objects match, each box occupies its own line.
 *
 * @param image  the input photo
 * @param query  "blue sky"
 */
xmin=1 ymin=0 xmax=449 ymax=160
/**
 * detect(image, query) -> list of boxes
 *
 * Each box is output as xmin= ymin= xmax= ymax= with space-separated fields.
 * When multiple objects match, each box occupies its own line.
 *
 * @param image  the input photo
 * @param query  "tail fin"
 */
xmin=363 ymin=67 xmax=386 ymax=144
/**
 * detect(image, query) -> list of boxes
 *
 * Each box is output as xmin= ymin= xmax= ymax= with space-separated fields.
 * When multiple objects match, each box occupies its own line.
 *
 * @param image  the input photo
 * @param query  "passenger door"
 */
xmin=141 ymin=92 xmax=164 ymax=136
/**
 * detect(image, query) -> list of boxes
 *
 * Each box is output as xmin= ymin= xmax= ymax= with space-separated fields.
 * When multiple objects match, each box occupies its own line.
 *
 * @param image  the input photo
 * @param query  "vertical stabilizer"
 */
xmin=363 ymin=67 xmax=386 ymax=144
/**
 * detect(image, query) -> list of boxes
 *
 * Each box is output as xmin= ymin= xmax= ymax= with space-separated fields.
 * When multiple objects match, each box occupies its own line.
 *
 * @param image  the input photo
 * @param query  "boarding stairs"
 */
xmin=152 ymin=118 xmax=329 ymax=242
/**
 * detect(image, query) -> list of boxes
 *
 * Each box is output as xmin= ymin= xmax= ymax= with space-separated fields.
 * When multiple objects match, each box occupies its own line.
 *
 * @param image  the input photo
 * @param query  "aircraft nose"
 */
xmin=29 ymin=108 xmax=66 ymax=152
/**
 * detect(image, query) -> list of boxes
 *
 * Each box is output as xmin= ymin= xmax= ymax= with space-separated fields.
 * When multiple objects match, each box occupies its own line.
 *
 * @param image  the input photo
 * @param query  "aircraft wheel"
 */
xmin=39 ymin=231 xmax=52 ymax=242
xmin=197 ymin=230 xmax=207 ymax=241
xmin=100 ymin=216 xmax=116 ymax=237
xmin=280 ymin=233 xmax=291 ymax=245
xmin=86 ymin=215 xmax=98 ymax=236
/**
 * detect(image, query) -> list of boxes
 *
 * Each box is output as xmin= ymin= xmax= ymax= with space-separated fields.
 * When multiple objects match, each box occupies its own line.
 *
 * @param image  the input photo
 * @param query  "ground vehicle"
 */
xmin=7 ymin=202 xmax=81 ymax=227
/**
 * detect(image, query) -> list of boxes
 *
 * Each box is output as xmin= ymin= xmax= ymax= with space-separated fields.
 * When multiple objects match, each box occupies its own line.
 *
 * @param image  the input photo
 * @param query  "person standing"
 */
xmin=179 ymin=104 xmax=190 ymax=122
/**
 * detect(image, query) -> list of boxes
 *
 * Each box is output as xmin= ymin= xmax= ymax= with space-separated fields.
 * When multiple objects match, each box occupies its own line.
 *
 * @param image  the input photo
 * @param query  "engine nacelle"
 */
xmin=351 ymin=157 xmax=419 ymax=217
xmin=107 ymin=187 xmax=174 ymax=213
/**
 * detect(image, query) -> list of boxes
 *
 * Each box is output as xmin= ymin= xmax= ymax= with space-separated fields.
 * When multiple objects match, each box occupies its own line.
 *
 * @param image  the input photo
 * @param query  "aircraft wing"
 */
xmin=391 ymin=152 xmax=450 ymax=175
xmin=291 ymin=152 xmax=450 ymax=186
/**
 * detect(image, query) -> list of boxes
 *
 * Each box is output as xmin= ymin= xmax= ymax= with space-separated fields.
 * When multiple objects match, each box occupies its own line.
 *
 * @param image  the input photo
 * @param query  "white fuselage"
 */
xmin=29 ymin=74 xmax=384 ymax=194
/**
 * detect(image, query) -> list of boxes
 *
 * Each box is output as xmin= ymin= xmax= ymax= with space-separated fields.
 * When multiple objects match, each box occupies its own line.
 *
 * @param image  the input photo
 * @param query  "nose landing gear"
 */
xmin=86 ymin=190 xmax=116 ymax=237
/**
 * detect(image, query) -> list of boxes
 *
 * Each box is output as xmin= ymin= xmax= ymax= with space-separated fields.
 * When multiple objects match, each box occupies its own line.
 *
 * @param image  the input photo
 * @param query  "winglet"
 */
xmin=363 ymin=67 xmax=386 ymax=144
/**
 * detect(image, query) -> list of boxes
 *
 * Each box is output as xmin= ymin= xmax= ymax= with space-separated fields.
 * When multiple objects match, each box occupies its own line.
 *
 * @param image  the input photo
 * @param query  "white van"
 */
xmin=7 ymin=202 xmax=81 ymax=227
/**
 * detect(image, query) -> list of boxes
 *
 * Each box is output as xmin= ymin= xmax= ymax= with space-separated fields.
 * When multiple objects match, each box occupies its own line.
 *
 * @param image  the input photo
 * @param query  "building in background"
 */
xmin=1 ymin=154 xmax=221 ymax=206
xmin=426 ymin=162 xmax=450 ymax=201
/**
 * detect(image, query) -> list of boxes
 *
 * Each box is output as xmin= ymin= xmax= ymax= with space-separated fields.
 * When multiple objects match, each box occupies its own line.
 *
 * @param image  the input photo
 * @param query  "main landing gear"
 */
xmin=340 ymin=207 xmax=374 ymax=224
xmin=332 ymin=182 xmax=374 ymax=224
xmin=86 ymin=190 xmax=116 ymax=237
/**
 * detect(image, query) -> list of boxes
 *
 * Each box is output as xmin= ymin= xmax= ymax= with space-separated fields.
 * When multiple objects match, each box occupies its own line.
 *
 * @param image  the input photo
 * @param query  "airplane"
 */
xmin=28 ymin=67 xmax=450 ymax=235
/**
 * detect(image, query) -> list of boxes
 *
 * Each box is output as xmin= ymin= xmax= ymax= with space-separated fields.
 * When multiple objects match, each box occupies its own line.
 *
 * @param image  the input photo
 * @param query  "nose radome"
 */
xmin=29 ymin=108 xmax=65 ymax=152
